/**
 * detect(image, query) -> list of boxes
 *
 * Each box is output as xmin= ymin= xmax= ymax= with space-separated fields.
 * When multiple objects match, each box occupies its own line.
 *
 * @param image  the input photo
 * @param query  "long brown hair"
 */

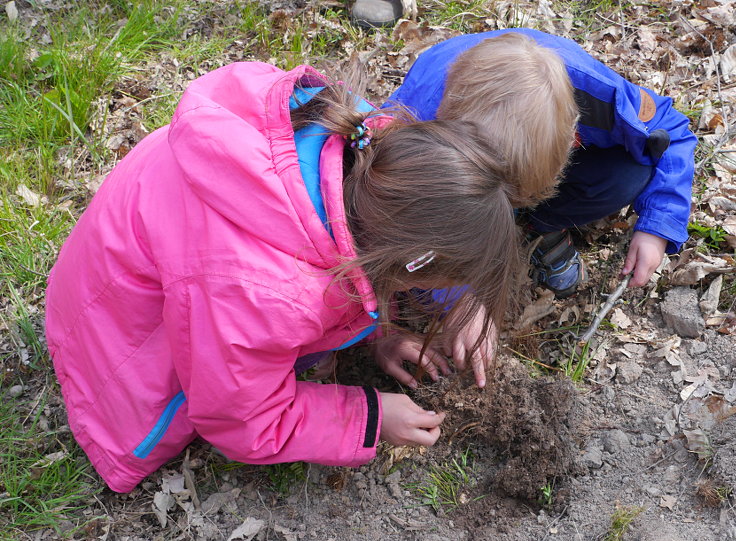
xmin=291 ymin=67 xmax=521 ymax=367
xmin=438 ymin=32 xmax=578 ymax=208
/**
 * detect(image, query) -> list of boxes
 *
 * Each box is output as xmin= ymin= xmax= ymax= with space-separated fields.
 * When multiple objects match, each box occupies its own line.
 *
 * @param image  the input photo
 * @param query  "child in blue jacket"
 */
xmin=389 ymin=29 xmax=697 ymax=297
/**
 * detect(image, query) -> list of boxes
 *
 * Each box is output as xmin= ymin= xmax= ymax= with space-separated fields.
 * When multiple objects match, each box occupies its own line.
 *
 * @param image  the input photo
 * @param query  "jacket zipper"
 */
xmin=133 ymin=391 xmax=186 ymax=459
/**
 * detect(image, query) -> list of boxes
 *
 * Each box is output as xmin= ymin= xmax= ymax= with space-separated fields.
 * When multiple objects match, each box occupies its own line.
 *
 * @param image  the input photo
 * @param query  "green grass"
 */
xmin=564 ymin=339 xmax=592 ymax=382
xmin=0 ymin=384 xmax=98 ymax=537
xmin=408 ymin=447 xmax=481 ymax=512
xmin=264 ymin=462 xmax=308 ymax=497
xmin=539 ymin=480 xmax=554 ymax=507
xmin=603 ymin=505 xmax=644 ymax=541
xmin=422 ymin=0 xmax=494 ymax=32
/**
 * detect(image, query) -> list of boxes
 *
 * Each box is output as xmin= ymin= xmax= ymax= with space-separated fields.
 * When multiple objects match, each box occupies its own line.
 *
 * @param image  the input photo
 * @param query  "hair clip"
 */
xmin=349 ymin=123 xmax=372 ymax=150
xmin=406 ymin=250 xmax=436 ymax=272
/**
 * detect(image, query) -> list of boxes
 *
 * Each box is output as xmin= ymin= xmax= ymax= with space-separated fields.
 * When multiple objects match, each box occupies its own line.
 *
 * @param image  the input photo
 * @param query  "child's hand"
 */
xmin=375 ymin=334 xmax=451 ymax=389
xmin=621 ymin=231 xmax=668 ymax=287
xmin=441 ymin=302 xmax=496 ymax=389
xmin=379 ymin=392 xmax=446 ymax=447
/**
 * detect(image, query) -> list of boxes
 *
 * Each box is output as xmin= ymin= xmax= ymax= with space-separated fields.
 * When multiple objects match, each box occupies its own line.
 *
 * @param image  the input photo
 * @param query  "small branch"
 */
xmin=577 ymin=273 xmax=632 ymax=346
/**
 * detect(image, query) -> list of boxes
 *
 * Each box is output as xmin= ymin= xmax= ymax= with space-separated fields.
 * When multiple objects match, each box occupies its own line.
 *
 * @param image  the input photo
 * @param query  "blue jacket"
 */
xmin=388 ymin=29 xmax=697 ymax=253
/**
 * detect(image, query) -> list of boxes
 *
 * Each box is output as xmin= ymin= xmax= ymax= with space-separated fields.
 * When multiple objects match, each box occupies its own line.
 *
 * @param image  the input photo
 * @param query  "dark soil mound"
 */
xmin=414 ymin=358 xmax=586 ymax=502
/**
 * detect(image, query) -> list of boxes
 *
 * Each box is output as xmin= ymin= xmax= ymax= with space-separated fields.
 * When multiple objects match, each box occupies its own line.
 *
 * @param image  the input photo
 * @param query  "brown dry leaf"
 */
xmin=516 ymin=289 xmax=555 ymax=331
xmin=30 ymin=450 xmax=68 ymax=468
xmin=668 ymin=250 xmax=731 ymax=285
xmin=558 ymin=304 xmax=581 ymax=325
xmin=659 ymin=495 xmax=677 ymax=511
xmin=699 ymin=275 xmax=723 ymax=317
xmin=152 ymin=492 xmax=174 ymax=528
xmin=723 ymin=216 xmax=736 ymax=235
xmin=5 ymin=1 xmax=17 ymax=21
xmin=15 ymin=184 xmax=42 ymax=207
xmin=610 ymin=308 xmax=632 ymax=329
xmin=227 ymin=518 xmax=265 ymax=541
xmin=683 ymin=428 xmax=711 ymax=460
xmin=719 ymin=43 xmax=736 ymax=83
xmin=392 ymin=20 xmax=459 ymax=62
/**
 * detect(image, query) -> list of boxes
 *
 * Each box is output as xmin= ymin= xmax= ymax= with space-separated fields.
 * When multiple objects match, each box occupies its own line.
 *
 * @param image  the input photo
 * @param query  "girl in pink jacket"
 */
xmin=45 ymin=62 xmax=520 ymax=492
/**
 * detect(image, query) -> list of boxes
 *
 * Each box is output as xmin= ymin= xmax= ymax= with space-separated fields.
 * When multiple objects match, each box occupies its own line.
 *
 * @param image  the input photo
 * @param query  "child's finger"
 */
xmin=408 ymin=425 xmax=441 ymax=447
xmin=470 ymin=353 xmax=487 ymax=388
xmin=630 ymin=264 xmax=649 ymax=288
xmin=422 ymin=425 xmax=442 ymax=446
xmin=621 ymin=252 xmax=636 ymax=277
xmin=414 ymin=350 xmax=441 ymax=381
xmin=382 ymin=363 xmax=418 ymax=389
xmin=424 ymin=347 xmax=452 ymax=376
xmin=414 ymin=410 xmax=445 ymax=429
xmin=453 ymin=342 xmax=467 ymax=371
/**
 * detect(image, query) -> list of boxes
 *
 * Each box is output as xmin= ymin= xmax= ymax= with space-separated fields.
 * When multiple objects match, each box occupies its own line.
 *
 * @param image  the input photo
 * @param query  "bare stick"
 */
xmin=578 ymin=273 xmax=632 ymax=346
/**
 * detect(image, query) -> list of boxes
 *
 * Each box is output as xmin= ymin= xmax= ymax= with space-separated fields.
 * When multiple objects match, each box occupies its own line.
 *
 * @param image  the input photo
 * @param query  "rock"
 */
xmin=581 ymin=442 xmax=604 ymax=469
xmin=603 ymin=429 xmax=631 ymax=454
xmin=661 ymin=287 xmax=705 ymax=338
xmin=388 ymin=484 xmax=403 ymax=499
xmin=383 ymin=471 xmax=401 ymax=485
xmin=686 ymin=339 xmax=708 ymax=356
xmin=616 ymin=361 xmax=643 ymax=384
xmin=9 ymin=385 xmax=23 ymax=398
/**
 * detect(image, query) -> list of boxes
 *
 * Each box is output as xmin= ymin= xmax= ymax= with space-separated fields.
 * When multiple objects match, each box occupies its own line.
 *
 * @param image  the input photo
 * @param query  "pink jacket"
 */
xmin=45 ymin=63 xmax=384 ymax=493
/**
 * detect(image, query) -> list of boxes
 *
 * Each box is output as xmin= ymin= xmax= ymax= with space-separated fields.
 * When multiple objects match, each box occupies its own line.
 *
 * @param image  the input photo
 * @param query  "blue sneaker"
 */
xmin=529 ymin=230 xmax=586 ymax=298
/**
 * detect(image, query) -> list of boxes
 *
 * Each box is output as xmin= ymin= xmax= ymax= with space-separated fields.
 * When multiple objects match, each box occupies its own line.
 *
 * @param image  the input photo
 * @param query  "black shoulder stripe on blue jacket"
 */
xmin=646 ymin=129 xmax=671 ymax=161
xmin=574 ymin=88 xmax=614 ymax=131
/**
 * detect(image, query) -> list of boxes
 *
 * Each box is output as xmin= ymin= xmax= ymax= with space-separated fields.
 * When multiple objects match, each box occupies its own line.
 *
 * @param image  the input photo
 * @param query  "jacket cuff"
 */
xmin=361 ymin=386 xmax=381 ymax=448
xmin=634 ymin=211 xmax=688 ymax=254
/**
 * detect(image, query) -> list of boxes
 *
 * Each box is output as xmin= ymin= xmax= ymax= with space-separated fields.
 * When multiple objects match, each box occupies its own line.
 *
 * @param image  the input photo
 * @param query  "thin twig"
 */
xmin=577 ymin=274 xmax=632 ymax=346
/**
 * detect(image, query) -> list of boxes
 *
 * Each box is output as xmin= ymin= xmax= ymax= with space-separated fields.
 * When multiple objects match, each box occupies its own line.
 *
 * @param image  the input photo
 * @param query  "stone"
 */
xmin=603 ymin=429 xmax=631 ymax=454
xmin=9 ymin=385 xmax=23 ymax=398
xmin=581 ymin=442 xmax=604 ymax=469
xmin=686 ymin=339 xmax=708 ymax=356
xmin=661 ymin=287 xmax=705 ymax=338
xmin=616 ymin=361 xmax=643 ymax=384
xmin=383 ymin=471 xmax=401 ymax=485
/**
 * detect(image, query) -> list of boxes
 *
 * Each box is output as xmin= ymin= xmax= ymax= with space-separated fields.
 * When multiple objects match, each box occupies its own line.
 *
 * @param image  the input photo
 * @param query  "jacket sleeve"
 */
xmin=625 ymin=87 xmax=697 ymax=253
xmin=572 ymin=63 xmax=697 ymax=253
xmin=162 ymin=275 xmax=382 ymax=466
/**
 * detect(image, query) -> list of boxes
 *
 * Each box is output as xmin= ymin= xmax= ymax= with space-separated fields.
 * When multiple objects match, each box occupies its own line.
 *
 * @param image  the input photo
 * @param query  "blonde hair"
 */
xmin=437 ymin=32 xmax=578 ymax=208
xmin=291 ymin=67 xmax=521 ymax=365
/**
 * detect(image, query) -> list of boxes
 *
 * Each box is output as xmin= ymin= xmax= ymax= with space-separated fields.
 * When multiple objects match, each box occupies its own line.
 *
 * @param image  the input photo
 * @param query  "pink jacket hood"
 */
xmin=45 ymin=62 xmax=385 ymax=492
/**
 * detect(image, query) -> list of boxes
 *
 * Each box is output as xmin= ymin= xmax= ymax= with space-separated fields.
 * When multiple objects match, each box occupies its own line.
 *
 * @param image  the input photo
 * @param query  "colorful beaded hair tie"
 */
xmin=349 ymin=122 xmax=372 ymax=150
